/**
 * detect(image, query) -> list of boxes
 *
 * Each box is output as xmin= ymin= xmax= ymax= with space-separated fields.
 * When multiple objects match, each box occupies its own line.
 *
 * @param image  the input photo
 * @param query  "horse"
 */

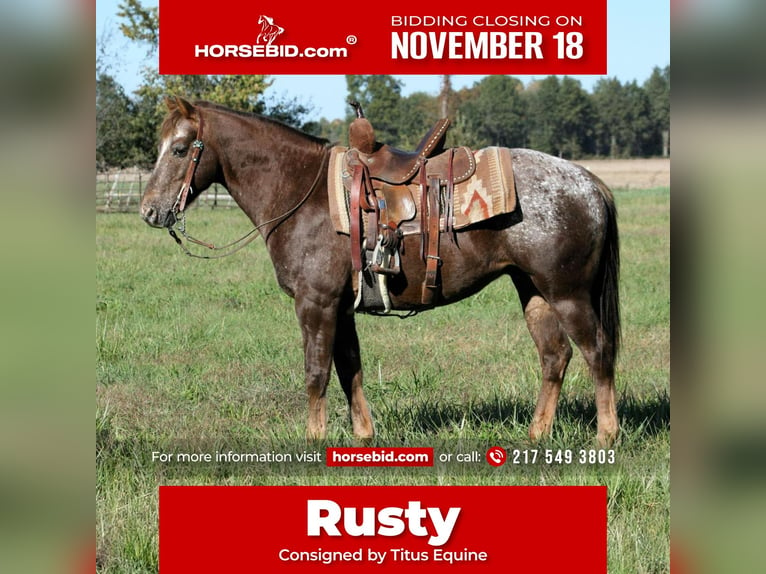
xmin=140 ymin=97 xmax=621 ymax=446
xmin=257 ymin=15 xmax=284 ymax=46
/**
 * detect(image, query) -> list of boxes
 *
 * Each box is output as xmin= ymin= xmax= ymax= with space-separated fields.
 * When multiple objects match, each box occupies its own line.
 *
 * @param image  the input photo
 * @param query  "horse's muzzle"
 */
xmin=140 ymin=204 xmax=176 ymax=228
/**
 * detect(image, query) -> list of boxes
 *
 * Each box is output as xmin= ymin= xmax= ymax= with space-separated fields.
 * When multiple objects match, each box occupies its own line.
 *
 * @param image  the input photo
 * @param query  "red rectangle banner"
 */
xmin=158 ymin=0 xmax=606 ymax=75
xmin=159 ymin=485 xmax=606 ymax=573
xmin=326 ymin=447 xmax=434 ymax=466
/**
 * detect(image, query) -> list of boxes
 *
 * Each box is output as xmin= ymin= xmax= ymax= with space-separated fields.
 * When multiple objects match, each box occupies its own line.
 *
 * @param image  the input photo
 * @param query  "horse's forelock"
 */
xmin=159 ymin=109 xmax=183 ymax=143
xmin=159 ymin=99 xmax=207 ymax=142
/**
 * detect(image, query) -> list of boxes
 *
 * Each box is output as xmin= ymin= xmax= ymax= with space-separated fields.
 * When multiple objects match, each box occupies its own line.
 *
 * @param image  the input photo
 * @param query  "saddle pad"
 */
xmin=327 ymin=146 xmax=352 ymax=234
xmin=327 ymin=145 xmax=517 ymax=236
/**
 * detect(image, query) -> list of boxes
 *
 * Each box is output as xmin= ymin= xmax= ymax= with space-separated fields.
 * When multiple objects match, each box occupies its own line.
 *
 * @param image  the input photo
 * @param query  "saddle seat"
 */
xmin=348 ymin=118 xmax=448 ymax=184
xmin=347 ymin=117 xmax=475 ymax=186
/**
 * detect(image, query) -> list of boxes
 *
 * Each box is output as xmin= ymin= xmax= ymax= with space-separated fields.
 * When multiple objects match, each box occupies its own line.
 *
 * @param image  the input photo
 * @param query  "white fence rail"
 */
xmin=96 ymin=169 xmax=237 ymax=213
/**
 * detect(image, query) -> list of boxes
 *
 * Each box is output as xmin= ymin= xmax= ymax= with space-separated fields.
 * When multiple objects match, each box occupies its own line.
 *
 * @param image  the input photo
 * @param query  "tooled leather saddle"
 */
xmin=346 ymin=102 xmax=476 ymax=309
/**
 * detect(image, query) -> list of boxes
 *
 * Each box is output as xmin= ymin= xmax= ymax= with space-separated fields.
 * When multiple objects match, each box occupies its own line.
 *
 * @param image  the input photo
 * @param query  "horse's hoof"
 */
xmin=596 ymin=429 xmax=619 ymax=449
xmin=306 ymin=429 xmax=327 ymax=443
xmin=528 ymin=421 xmax=551 ymax=442
xmin=351 ymin=422 xmax=375 ymax=444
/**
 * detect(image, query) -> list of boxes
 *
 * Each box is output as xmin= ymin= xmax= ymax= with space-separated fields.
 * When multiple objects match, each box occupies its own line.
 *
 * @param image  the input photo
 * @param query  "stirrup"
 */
xmin=369 ymin=232 xmax=401 ymax=275
xmin=353 ymin=268 xmax=392 ymax=314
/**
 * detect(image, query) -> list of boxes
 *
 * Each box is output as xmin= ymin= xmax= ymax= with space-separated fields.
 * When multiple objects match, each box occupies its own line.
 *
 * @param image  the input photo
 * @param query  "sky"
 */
xmin=96 ymin=0 xmax=670 ymax=120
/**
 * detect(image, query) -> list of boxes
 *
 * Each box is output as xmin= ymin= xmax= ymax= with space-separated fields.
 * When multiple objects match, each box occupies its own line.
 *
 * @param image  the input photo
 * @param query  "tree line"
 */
xmin=331 ymin=70 xmax=669 ymax=159
xmin=97 ymin=2 xmax=668 ymax=170
xmin=97 ymin=68 xmax=668 ymax=170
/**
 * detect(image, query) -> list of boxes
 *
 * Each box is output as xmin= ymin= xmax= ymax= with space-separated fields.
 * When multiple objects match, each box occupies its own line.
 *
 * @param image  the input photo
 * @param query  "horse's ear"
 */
xmin=175 ymin=97 xmax=195 ymax=119
xmin=164 ymin=96 xmax=196 ymax=119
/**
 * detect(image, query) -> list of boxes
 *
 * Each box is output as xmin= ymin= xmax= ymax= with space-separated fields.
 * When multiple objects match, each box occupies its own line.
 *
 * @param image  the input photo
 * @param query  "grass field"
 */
xmin=96 ymin=187 xmax=670 ymax=573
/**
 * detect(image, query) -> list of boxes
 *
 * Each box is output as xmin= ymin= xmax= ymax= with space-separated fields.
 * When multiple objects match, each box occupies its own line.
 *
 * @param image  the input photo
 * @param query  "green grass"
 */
xmin=96 ymin=188 xmax=670 ymax=573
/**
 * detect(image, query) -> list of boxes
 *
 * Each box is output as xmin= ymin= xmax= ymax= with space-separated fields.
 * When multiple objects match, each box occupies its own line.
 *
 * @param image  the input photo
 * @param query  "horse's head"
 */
xmin=140 ymin=97 xmax=218 ymax=228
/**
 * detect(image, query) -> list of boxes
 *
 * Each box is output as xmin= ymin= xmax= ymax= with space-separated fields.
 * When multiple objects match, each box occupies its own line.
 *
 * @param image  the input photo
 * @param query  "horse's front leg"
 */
xmin=296 ymin=295 xmax=338 ymax=440
xmin=333 ymin=310 xmax=374 ymax=440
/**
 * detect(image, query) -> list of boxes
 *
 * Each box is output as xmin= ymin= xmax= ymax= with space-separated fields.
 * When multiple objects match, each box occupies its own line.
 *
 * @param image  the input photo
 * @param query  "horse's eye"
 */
xmin=172 ymin=146 xmax=188 ymax=157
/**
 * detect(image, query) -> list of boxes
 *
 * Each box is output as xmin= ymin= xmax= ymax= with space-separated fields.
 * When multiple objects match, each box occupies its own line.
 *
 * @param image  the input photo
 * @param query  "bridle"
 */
xmin=166 ymin=111 xmax=329 ymax=259
xmin=171 ymin=112 xmax=205 ymax=216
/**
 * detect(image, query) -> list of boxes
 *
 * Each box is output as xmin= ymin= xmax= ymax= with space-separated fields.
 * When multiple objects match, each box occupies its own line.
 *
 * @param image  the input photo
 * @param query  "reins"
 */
xmin=168 ymin=212 xmax=261 ymax=260
xmin=167 ymin=114 xmax=330 ymax=259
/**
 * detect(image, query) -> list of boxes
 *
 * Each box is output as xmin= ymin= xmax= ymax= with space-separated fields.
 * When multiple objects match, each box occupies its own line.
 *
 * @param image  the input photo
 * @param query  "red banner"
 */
xmin=159 ymin=485 xmax=606 ymax=572
xmin=158 ymin=0 xmax=606 ymax=75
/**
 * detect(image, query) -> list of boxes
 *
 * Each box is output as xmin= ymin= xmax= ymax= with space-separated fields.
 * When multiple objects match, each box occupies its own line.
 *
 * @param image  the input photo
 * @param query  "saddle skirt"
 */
xmin=328 ymin=145 xmax=517 ymax=237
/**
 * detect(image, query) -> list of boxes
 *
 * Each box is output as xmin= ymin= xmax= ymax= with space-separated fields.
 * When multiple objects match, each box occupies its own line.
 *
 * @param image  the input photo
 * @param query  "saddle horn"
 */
xmin=347 ymin=101 xmax=375 ymax=154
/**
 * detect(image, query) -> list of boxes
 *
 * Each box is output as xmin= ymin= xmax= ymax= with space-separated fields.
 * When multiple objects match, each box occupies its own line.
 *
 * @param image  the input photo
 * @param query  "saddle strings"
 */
xmin=168 ymin=145 xmax=330 ymax=259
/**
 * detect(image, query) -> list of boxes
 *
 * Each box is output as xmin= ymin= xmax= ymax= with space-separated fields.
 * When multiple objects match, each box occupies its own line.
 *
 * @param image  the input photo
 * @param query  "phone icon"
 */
xmin=486 ymin=447 xmax=506 ymax=467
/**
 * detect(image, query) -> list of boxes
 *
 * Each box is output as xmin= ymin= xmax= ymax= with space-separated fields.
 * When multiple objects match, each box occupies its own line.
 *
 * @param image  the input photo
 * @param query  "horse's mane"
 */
xmin=160 ymin=99 xmax=328 ymax=146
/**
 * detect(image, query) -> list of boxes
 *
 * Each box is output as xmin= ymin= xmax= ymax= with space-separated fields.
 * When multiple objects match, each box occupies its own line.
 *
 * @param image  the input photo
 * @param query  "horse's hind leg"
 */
xmin=333 ymin=311 xmax=374 ymax=440
xmin=548 ymin=295 xmax=618 ymax=447
xmin=511 ymin=272 xmax=573 ymax=441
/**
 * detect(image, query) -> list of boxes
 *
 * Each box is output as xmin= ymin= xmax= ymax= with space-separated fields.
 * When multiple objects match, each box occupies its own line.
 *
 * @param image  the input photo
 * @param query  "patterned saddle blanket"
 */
xmin=327 ymin=145 xmax=517 ymax=237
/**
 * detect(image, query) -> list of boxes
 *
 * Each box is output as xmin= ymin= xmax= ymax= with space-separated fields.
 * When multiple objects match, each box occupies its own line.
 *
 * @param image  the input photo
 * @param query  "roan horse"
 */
xmin=140 ymin=97 xmax=621 ymax=446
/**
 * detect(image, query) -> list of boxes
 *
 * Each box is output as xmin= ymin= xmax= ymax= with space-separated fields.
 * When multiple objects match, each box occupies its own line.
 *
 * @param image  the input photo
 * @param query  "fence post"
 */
xmin=105 ymin=172 xmax=111 ymax=211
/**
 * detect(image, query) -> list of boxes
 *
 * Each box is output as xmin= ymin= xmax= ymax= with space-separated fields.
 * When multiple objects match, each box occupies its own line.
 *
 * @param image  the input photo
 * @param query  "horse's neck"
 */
xmin=212 ymin=111 xmax=325 ymax=226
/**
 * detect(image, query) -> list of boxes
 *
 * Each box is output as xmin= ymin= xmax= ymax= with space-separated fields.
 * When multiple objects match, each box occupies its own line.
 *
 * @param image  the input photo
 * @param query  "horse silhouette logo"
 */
xmin=257 ymin=15 xmax=285 ymax=46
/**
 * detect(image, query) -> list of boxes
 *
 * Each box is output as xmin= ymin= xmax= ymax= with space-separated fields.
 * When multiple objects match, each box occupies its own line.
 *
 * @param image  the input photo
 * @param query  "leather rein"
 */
xmin=167 ymin=112 xmax=329 ymax=259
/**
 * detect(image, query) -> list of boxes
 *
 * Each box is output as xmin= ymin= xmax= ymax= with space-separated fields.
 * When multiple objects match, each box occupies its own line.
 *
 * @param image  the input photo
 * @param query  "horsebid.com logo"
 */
xmin=194 ymin=14 xmax=351 ymax=59
xmin=256 ymin=15 xmax=284 ymax=46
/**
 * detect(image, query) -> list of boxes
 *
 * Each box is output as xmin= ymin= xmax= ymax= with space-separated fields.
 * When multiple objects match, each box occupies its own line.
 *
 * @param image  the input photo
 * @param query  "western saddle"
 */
xmin=345 ymin=102 xmax=476 ymax=309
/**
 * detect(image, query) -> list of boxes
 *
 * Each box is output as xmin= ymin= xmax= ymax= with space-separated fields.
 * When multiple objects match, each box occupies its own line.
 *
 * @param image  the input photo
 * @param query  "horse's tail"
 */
xmin=593 ymin=178 xmax=621 ymax=360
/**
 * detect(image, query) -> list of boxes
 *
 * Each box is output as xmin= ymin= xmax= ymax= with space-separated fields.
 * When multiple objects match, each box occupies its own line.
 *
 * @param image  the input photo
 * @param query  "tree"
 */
xmin=471 ymin=76 xmax=528 ymax=148
xmin=100 ymin=0 xmax=311 ymax=169
xmin=592 ymin=77 xmax=657 ymax=158
xmin=446 ymin=85 xmax=484 ymax=149
xmin=592 ymin=78 xmax=628 ymax=157
xmin=117 ymin=0 xmax=158 ymax=53
xmin=117 ymin=0 xmax=273 ymax=116
xmin=303 ymin=117 xmax=347 ymax=143
xmin=397 ymin=92 xmax=440 ymax=149
xmin=526 ymin=77 xmax=561 ymax=155
xmin=96 ymin=74 xmax=137 ymax=169
xmin=556 ymin=77 xmax=595 ymax=157
xmin=622 ymin=81 xmax=653 ymax=156
xmin=525 ymin=76 xmax=593 ymax=158
xmin=644 ymin=65 xmax=670 ymax=156
xmin=446 ymin=110 xmax=484 ymax=151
